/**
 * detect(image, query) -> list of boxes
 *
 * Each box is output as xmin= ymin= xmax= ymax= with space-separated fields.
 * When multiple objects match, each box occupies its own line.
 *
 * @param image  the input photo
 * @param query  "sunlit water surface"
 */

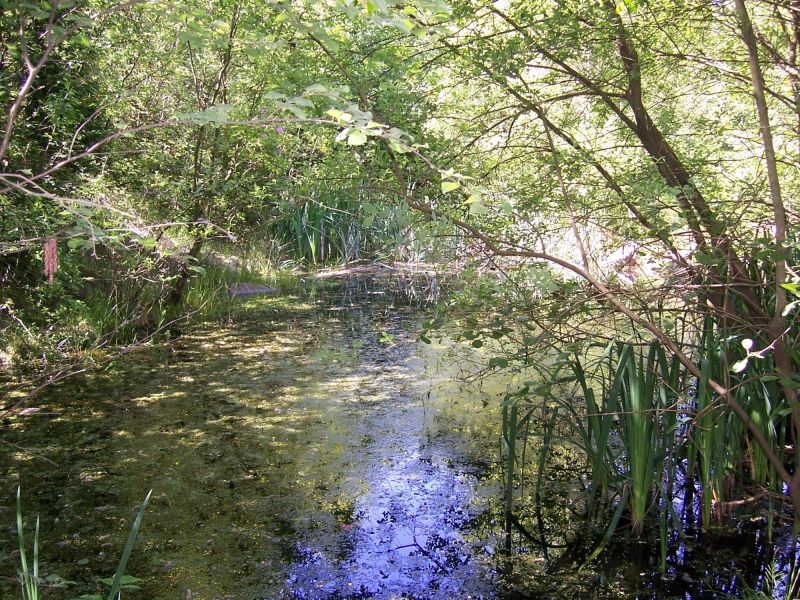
xmin=1 ymin=277 xmax=798 ymax=599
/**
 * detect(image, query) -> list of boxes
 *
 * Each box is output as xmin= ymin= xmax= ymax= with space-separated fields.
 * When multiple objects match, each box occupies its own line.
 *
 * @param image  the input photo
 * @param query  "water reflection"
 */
xmin=282 ymin=275 xmax=498 ymax=598
xmin=501 ymin=407 xmax=800 ymax=599
xmin=4 ymin=272 xmax=797 ymax=599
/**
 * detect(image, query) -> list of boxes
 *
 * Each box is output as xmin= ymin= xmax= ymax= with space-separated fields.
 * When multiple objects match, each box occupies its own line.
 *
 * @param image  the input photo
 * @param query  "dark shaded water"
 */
xmin=1 ymin=277 xmax=799 ymax=599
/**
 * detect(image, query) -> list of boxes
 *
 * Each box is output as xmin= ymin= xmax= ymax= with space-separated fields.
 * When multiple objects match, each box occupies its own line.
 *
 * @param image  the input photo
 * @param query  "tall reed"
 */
xmin=14 ymin=488 xmax=151 ymax=600
xmin=552 ymin=342 xmax=683 ymax=537
xmin=566 ymin=341 xmax=620 ymax=519
xmin=16 ymin=487 xmax=39 ymax=600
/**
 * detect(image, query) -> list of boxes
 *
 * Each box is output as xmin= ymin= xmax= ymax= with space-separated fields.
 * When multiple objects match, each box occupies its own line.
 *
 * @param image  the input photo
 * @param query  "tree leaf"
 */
xmin=347 ymin=130 xmax=368 ymax=146
xmin=693 ymin=252 xmax=719 ymax=266
xmin=388 ymin=140 xmax=410 ymax=153
xmin=441 ymin=181 xmax=460 ymax=193
xmin=783 ymin=300 xmax=800 ymax=316
xmin=781 ymin=283 xmax=800 ymax=296
xmin=731 ymin=358 xmax=749 ymax=373
xmin=469 ymin=202 xmax=489 ymax=215
xmin=304 ymin=84 xmax=328 ymax=95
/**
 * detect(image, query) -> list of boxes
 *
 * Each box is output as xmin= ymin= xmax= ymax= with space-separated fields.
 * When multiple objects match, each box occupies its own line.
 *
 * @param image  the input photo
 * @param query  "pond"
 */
xmin=1 ymin=277 xmax=505 ymax=599
xmin=1 ymin=276 xmax=797 ymax=599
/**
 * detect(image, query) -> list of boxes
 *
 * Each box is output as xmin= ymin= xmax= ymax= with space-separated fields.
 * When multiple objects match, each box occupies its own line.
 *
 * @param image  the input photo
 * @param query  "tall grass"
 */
xmin=503 ymin=327 xmax=793 ymax=570
xmin=558 ymin=342 xmax=682 ymax=537
xmin=269 ymin=199 xmax=363 ymax=266
xmin=103 ymin=490 xmax=152 ymax=600
xmin=473 ymin=242 xmax=799 ymax=579
xmin=569 ymin=343 xmax=617 ymax=515
xmin=502 ymin=403 xmax=519 ymax=552
xmin=500 ymin=397 xmax=543 ymax=553
xmin=16 ymin=487 xmax=39 ymax=600
xmin=617 ymin=343 xmax=660 ymax=536
xmin=15 ymin=488 xmax=151 ymax=600
xmin=266 ymin=190 xmax=404 ymax=267
xmin=690 ymin=320 xmax=787 ymax=529
xmin=694 ymin=324 xmax=733 ymax=529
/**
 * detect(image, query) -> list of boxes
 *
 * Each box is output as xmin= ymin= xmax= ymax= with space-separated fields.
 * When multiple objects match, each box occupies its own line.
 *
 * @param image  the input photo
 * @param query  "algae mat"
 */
xmin=0 ymin=292 xmax=501 ymax=599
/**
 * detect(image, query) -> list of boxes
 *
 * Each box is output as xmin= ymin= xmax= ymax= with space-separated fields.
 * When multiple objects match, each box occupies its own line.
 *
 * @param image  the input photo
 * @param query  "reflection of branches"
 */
xmin=393 ymin=534 xmax=451 ymax=574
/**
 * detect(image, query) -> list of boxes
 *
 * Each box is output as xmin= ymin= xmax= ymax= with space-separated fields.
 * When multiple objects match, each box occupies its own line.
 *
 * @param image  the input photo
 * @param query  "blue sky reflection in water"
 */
xmin=279 ymin=294 xmax=499 ymax=599
xmin=275 ymin=280 xmax=800 ymax=600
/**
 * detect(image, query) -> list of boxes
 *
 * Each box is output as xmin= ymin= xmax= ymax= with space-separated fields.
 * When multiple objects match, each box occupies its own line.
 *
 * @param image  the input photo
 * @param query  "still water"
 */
xmin=1 ymin=277 xmax=797 ymax=599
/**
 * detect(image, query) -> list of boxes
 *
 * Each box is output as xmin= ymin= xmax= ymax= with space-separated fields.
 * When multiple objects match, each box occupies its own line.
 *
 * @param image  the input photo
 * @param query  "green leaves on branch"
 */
xmin=781 ymin=282 xmax=800 ymax=317
xmin=467 ymin=199 xmax=489 ymax=216
xmin=782 ymin=283 xmax=800 ymax=295
xmin=488 ymin=357 xmax=509 ymax=369
xmin=335 ymin=0 xmax=452 ymax=37
xmin=326 ymin=106 xmax=415 ymax=152
xmin=177 ymin=84 xmax=347 ymax=124
xmin=265 ymin=91 xmax=319 ymax=119
xmin=326 ymin=108 xmax=353 ymax=123
xmin=277 ymin=96 xmax=314 ymax=117
xmin=175 ymin=104 xmax=234 ymax=125
xmin=440 ymin=171 xmax=494 ymax=216
xmin=346 ymin=130 xmax=368 ymax=146
xmin=172 ymin=86 xmax=419 ymax=157
xmin=615 ymin=0 xmax=639 ymax=14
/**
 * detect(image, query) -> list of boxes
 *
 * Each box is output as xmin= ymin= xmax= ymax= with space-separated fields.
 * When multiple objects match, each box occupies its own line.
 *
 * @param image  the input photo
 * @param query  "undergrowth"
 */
xmin=0 ymin=239 xmax=299 ymax=399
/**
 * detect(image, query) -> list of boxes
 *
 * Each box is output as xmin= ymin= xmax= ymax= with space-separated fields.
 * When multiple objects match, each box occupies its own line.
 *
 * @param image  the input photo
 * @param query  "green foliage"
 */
xmin=103 ymin=491 xmax=152 ymax=600
xmin=615 ymin=343 xmax=669 ymax=537
xmin=2 ymin=0 xmax=800 ymax=585
xmin=548 ymin=342 xmax=683 ymax=539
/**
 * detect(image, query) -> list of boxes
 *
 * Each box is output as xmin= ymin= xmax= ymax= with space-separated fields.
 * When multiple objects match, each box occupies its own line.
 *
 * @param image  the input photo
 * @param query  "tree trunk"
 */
xmin=167 ymin=235 xmax=203 ymax=306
